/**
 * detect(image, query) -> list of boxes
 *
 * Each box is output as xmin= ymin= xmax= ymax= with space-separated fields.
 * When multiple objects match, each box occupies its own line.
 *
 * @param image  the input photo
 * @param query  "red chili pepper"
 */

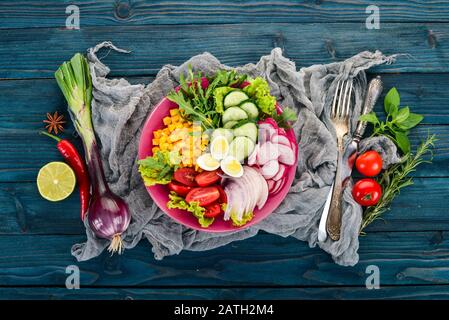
xmin=41 ymin=131 xmax=90 ymax=220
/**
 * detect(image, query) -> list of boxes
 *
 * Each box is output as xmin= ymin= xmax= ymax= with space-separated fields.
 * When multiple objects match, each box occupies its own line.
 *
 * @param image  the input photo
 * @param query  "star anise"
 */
xmin=43 ymin=111 xmax=66 ymax=134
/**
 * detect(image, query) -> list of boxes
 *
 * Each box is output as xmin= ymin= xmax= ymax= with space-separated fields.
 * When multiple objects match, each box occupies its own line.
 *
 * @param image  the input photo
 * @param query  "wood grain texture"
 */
xmin=0 ymin=232 xmax=448 ymax=287
xmin=1 ymin=23 xmax=449 ymax=79
xmin=1 ymin=0 xmax=449 ymax=29
xmin=1 ymin=177 xmax=448 ymax=235
xmin=2 ymin=285 xmax=449 ymax=300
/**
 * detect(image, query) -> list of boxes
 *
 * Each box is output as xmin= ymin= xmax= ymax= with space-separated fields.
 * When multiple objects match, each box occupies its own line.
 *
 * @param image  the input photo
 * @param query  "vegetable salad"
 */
xmin=138 ymin=69 xmax=298 ymax=228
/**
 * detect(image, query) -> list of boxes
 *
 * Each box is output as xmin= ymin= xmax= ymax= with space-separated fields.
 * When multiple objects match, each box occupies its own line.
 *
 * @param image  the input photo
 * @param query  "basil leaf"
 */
xmin=359 ymin=112 xmax=379 ymax=125
xmin=395 ymin=107 xmax=410 ymax=124
xmin=384 ymin=87 xmax=400 ymax=115
xmin=396 ymin=113 xmax=424 ymax=130
xmin=395 ymin=131 xmax=411 ymax=154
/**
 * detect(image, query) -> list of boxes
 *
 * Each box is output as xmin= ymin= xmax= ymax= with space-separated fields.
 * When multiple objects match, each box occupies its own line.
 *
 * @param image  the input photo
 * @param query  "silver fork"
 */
xmin=326 ymin=79 xmax=353 ymax=241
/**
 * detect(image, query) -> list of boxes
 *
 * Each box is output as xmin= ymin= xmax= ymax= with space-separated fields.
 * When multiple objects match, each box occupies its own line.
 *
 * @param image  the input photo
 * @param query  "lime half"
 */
xmin=37 ymin=161 xmax=76 ymax=201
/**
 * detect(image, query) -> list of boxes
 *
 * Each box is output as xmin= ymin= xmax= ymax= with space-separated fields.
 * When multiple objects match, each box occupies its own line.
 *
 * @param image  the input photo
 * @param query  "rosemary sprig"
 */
xmin=360 ymin=134 xmax=437 ymax=233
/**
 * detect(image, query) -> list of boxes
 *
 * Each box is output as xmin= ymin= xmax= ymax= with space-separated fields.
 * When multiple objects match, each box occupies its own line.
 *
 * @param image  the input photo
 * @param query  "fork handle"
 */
xmin=326 ymin=137 xmax=345 ymax=241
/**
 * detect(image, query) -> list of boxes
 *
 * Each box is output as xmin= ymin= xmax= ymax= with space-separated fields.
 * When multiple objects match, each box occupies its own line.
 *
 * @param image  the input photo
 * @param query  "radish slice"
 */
xmin=261 ymin=160 xmax=279 ymax=179
xmin=247 ymin=144 xmax=259 ymax=166
xmin=261 ymin=118 xmax=279 ymax=129
xmin=267 ymin=179 xmax=276 ymax=192
xmin=271 ymin=134 xmax=291 ymax=147
xmin=272 ymin=164 xmax=286 ymax=181
xmin=278 ymin=144 xmax=295 ymax=165
xmin=257 ymin=142 xmax=280 ymax=166
xmin=258 ymin=124 xmax=277 ymax=142
xmin=277 ymin=127 xmax=287 ymax=137
xmin=271 ymin=178 xmax=284 ymax=194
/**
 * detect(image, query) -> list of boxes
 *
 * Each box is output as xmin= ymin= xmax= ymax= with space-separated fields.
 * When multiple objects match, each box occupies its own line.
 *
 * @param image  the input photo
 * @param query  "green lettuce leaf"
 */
xmin=230 ymin=211 xmax=254 ymax=227
xmin=138 ymin=151 xmax=179 ymax=186
xmin=167 ymin=192 xmax=214 ymax=228
xmin=213 ymin=86 xmax=235 ymax=114
xmin=243 ymin=77 xmax=276 ymax=115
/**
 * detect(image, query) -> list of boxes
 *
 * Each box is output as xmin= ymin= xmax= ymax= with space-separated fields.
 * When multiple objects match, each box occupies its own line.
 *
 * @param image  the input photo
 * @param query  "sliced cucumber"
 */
xmin=222 ymin=106 xmax=248 ymax=124
xmin=223 ymin=121 xmax=238 ymax=129
xmin=233 ymin=122 xmax=258 ymax=143
xmin=229 ymin=136 xmax=255 ymax=162
xmin=211 ymin=128 xmax=234 ymax=144
xmin=239 ymin=101 xmax=259 ymax=119
xmin=223 ymin=91 xmax=249 ymax=108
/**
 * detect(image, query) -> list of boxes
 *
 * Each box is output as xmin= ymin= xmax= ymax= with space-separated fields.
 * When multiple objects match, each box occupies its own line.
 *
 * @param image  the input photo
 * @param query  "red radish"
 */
xmin=271 ymin=134 xmax=291 ymax=147
xmin=262 ymin=118 xmax=279 ymax=129
xmin=261 ymin=160 xmax=279 ymax=179
xmin=267 ymin=179 xmax=276 ymax=192
xmin=271 ymin=178 xmax=285 ymax=194
xmin=247 ymin=144 xmax=259 ymax=166
xmin=258 ymin=123 xmax=277 ymax=142
xmin=272 ymin=164 xmax=286 ymax=181
xmin=277 ymin=127 xmax=287 ymax=137
xmin=278 ymin=144 xmax=295 ymax=165
xmin=258 ymin=142 xmax=280 ymax=166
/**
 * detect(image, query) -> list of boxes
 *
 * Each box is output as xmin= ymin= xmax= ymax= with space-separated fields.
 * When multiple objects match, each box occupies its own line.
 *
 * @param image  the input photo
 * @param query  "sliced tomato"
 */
xmin=204 ymin=202 xmax=222 ymax=218
xmin=216 ymin=185 xmax=227 ymax=204
xmin=194 ymin=170 xmax=221 ymax=187
xmin=185 ymin=187 xmax=220 ymax=207
xmin=174 ymin=168 xmax=197 ymax=187
xmin=168 ymin=182 xmax=192 ymax=196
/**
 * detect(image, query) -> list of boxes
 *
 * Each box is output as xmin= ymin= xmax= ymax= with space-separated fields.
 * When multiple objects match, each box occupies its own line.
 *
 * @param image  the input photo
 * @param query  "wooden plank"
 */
xmin=1 ymin=23 xmax=449 ymax=79
xmin=0 ymin=124 xmax=444 ymax=183
xmin=1 ymin=176 xmax=448 ymax=235
xmin=3 ymin=73 xmax=449 ymax=126
xmin=1 ymin=0 xmax=449 ymax=29
xmin=0 ymin=232 xmax=448 ymax=287
xmin=1 ymin=285 xmax=449 ymax=300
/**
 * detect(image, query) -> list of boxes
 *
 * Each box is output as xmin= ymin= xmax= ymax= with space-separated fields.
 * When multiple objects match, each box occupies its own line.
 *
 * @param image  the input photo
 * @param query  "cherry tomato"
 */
xmin=356 ymin=150 xmax=383 ymax=177
xmin=216 ymin=185 xmax=227 ymax=204
xmin=352 ymin=178 xmax=382 ymax=206
xmin=185 ymin=187 xmax=220 ymax=206
xmin=204 ymin=202 xmax=222 ymax=218
xmin=174 ymin=168 xmax=197 ymax=187
xmin=194 ymin=170 xmax=221 ymax=187
xmin=168 ymin=182 xmax=192 ymax=196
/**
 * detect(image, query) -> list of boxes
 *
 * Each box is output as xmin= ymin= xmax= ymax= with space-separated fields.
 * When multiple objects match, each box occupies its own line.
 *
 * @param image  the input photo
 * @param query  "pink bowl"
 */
xmin=138 ymin=98 xmax=298 ymax=233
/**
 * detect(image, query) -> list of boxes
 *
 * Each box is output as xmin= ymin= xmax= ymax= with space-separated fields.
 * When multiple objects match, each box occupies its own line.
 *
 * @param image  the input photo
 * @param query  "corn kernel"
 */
xmin=152 ymin=138 xmax=159 ymax=146
xmin=152 ymin=147 xmax=160 ymax=154
xmin=170 ymin=109 xmax=179 ymax=116
xmin=171 ymin=115 xmax=180 ymax=123
xmin=163 ymin=117 xmax=172 ymax=125
xmin=153 ymin=130 xmax=161 ymax=138
xmin=175 ymin=123 xmax=184 ymax=129
xmin=168 ymin=124 xmax=176 ymax=132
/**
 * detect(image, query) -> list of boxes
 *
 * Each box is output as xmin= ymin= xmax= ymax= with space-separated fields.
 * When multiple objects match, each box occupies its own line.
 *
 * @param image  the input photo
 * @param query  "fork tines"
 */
xmin=331 ymin=80 xmax=354 ymax=119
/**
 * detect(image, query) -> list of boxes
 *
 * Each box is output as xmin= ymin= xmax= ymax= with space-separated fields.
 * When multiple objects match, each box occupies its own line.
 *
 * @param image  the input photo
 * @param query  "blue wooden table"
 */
xmin=1 ymin=0 xmax=449 ymax=300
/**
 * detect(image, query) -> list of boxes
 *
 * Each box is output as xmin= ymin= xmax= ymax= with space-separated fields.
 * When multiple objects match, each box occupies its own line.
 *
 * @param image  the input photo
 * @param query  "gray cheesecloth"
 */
xmin=71 ymin=42 xmax=400 ymax=266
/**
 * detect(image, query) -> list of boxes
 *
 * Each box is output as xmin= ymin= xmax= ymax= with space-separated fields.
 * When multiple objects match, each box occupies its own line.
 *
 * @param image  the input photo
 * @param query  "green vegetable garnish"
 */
xmin=271 ymin=106 xmax=298 ymax=129
xmin=167 ymin=192 xmax=214 ymax=228
xmin=359 ymin=87 xmax=424 ymax=154
xmin=230 ymin=211 xmax=254 ymax=227
xmin=360 ymin=134 xmax=436 ymax=233
xmin=242 ymin=77 xmax=277 ymax=115
xmin=167 ymin=67 xmax=247 ymax=129
xmin=138 ymin=151 xmax=180 ymax=186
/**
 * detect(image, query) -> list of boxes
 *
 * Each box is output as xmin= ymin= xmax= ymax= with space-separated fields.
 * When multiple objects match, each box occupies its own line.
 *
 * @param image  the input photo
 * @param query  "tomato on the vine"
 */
xmin=355 ymin=150 xmax=383 ymax=177
xmin=352 ymin=178 xmax=382 ymax=206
